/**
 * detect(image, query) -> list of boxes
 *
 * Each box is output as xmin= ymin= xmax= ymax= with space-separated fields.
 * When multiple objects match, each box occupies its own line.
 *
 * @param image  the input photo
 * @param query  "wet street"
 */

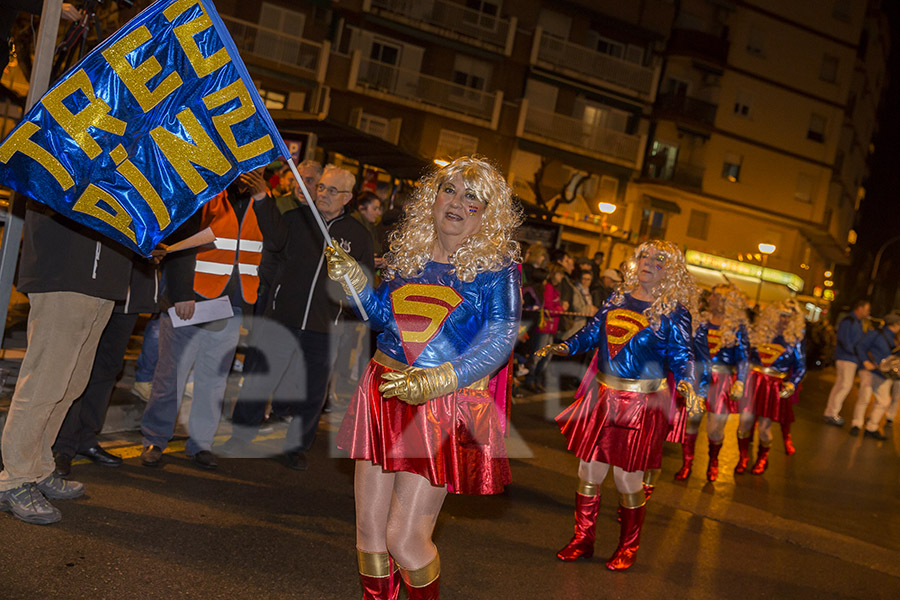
xmin=1 ymin=366 xmax=898 ymax=599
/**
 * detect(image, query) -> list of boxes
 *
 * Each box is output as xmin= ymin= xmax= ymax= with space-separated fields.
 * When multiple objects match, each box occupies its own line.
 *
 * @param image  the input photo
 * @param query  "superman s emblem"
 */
xmin=707 ymin=328 xmax=723 ymax=357
xmin=391 ymin=284 xmax=463 ymax=363
xmin=606 ymin=309 xmax=649 ymax=359
xmin=757 ymin=343 xmax=785 ymax=367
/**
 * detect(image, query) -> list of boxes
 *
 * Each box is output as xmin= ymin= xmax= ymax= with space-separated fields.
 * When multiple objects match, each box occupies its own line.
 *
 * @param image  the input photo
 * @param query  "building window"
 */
xmin=625 ymin=45 xmax=644 ymax=65
xmin=686 ymin=209 xmax=710 ymax=240
xmin=255 ymin=2 xmax=306 ymax=64
xmin=258 ymin=88 xmax=287 ymax=110
xmin=464 ymin=0 xmax=501 ymax=30
xmin=359 ymin=113 xmax=390 ymax=139
xmin=795 ymin=173 xmax=815 ymax=203
xmin=820 ymin=54 xmax=839 ymax=82
xmin=832 ymin=0 xmax=852 ymax=22
xmin=722 ymin=152 xmax=742 ymax=182
xmin=452 ymin=55 xmax=491 ymax=92
xmin=746 ymin=26 xmax=765 ymax=56
xmin=436 ymin=129 xmax=479 ymax=159
xmin=733 ymin=89 xmax=753 ymax=117
xmin=587 ymin=32 xmax=625 ymax=60
xmin=663 ymin=77 xmax=689 ymax=97
xmin=807 ymin=114 xmax=826 ymax=142
xmin=639 ymin=209 xmax=667 ymax=239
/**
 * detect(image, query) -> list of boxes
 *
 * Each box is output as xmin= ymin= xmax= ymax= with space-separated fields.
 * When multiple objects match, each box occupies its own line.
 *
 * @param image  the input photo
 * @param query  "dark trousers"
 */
xmin=53 ymin=312 xmax=139 ymax=458
xmin=231 ymin=321 xmax=335 ymax=453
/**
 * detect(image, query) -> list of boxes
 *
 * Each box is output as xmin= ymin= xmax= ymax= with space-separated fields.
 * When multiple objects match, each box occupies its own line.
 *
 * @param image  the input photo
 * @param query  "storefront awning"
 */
xmin=647 ymin=196 xmax=681 ymax=214
xmin=687 ymin=265 xmax=795 ymax=306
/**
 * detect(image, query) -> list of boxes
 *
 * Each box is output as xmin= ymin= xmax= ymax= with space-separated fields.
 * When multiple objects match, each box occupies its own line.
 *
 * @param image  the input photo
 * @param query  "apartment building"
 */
xmin=630 ymin=0 xmax=888 ymax=301
xmin=208 ymin=0 xmax=886 ymax=301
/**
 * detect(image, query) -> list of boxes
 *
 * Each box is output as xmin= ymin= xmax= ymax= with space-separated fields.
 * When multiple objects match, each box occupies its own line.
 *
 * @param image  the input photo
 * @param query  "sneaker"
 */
xmin=187 ymin=450 xmax=218 ymax=470
xmin=848 ymin=426 xmax=860 ymax=436
xmin=141 ymin=445 xmax=164 ymax=467
xmin=0 ymin=483 xmax=61 ymax=525
xmin=864 ymin=429 xmax=888 ymax=441
xmin=131 ymin=381 xmax=152 ymax=402
xmin=36 ymin=473 xmax=85 ymax=499
xmin=823 ymin=415 xmax=845 ymax=427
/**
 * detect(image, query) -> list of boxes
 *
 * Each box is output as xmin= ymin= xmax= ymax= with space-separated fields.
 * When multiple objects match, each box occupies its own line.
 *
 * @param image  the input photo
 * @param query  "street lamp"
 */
xmin=755 ymin=243 xmax=776 ymax=307
xmin=598 ymin=202 xmax=616 ymax=214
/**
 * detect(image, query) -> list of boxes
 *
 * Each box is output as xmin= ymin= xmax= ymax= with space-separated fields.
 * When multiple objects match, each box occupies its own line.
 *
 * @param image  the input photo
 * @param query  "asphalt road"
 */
xmin=1 ymin=367 xmax=899 ymax=599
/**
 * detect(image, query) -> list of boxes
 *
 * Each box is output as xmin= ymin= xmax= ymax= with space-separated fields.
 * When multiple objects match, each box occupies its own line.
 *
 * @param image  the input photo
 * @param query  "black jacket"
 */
xmin=260 ymin=197 xmax=374 ymax=333
xmin=16 ymin=203 xmax=132 ymax=300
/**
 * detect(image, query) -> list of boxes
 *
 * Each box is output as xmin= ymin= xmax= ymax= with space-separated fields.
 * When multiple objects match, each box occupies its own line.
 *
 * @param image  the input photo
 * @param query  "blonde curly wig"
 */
xmin=382 ymin=156 xmax=523 ymax=283
xmin=609 ymin=240 xmax=701 ymax=331
xmin=704 ymin=283 xmax=750 ymax=347
xmin=750 ymin=299 xmax=806 ymax=348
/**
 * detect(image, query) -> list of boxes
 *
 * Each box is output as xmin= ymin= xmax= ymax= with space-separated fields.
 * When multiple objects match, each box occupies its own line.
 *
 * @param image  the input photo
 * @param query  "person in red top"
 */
xmin=523 ymin=264 xmax=567 ymax=392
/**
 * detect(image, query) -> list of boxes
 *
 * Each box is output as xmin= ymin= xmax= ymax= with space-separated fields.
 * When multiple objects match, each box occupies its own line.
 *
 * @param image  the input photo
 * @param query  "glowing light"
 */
xmin=433 ymin=159 xmax=449 ymax=167
xmin=758 ymin=243 xmax=776 ymax=255
xmin=824 ymin=270 xmax=832 ymax=278
xmin=598 ymin=202 xmax=616 ymax=214
xmin=824 ymin=280 xmax=833 ymax=287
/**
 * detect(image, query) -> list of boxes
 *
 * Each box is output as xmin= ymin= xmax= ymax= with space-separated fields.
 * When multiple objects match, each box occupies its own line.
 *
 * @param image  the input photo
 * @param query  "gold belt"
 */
xmin=752 ymin=366 xmax=786 ymax=380
xmin=710 ymin=365 xmax=736 ymax=375
xmin=596 ymin=372 xmax=667 ymax=393
xmin=372 ymin=350 xmax=489 ymax=391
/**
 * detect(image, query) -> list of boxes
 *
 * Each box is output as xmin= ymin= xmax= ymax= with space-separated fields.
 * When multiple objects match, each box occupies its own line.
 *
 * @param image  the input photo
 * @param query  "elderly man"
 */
xmin=823 ymin=299 xmax=870 ymax=426
xmin=224 ymin=165 xmax=374 ymax=470
xmin=593 ymin=268 xmax=622 ymax=307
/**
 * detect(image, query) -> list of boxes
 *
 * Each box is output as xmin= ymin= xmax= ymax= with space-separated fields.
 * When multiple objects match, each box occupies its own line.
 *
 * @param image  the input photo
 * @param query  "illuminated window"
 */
xmin=258 ymin=88 xmax=287 ymax=110
xmin=722 ymin=152 xmax=742 ymax=182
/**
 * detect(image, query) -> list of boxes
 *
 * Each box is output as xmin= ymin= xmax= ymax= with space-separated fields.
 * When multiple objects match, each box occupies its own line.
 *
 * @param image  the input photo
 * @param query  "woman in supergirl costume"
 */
xmin=675 ymin=283 xmax=750 ymax=482
xmin=738 ymin=299 xmax=806 ymax=475
xmin=326 ymin=156 xmax=522 ymax=599
xmin=536 ymin=240 xmax=702 ymax=571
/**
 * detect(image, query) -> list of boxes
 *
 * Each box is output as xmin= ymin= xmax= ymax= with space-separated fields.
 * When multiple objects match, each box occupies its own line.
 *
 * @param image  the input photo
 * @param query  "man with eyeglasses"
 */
xmin=224 ymin=165 xmax=374 ymax=470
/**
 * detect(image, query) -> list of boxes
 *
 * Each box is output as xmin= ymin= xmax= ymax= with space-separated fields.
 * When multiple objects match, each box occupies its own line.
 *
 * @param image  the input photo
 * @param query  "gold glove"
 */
xmin=729 ymin=380 xmax=745 ymax=401
xmin=779 ymin=382 xmax=796 ymax=399
xmin=379 ymin=363 xmax=458 ymax=405
xmin=324 ymin=239 xmax=366 ymax=295
xmin=534 ymin=343 xmax=570 ymax=358
xmin=678 ymin=381 xmax=704 ymax=418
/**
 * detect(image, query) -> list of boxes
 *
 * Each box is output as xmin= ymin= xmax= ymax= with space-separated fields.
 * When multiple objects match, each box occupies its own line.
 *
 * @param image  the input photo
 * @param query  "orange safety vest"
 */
xmin=193 ymin=192 xmax=264 ymax=304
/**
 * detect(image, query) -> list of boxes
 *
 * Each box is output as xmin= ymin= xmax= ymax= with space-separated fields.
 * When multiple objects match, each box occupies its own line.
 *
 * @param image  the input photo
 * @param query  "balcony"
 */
xmin=531 ymin=29 xmax=657 ymax=98
xmin=350 ymin=53 xmax=503 ymax=129
xmin=667 ymin=28 xmax=729 ymax=64
xmin=221 ymin=15 xmax=329 ymax=82
xmin=365 ymin=0 xmax=516 ymax=55
xmin=518 ymin=102 xmax=643 ymax=167
xmin=644 ymin=161 xmax=705 ymax=190
xmin=654 ymin=93 xmax=718 ymax=128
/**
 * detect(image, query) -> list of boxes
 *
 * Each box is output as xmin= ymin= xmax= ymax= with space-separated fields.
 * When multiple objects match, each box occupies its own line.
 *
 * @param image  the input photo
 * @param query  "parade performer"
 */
xmin=675 ymin=284 xmax=750 ymax=482
xmin=327 ymin=156 xmax=522 ymax=599
xmin=539 ymin=240 xmax=701 ymax=572
xmin=739 ymin=300 xmax=806 ymax=475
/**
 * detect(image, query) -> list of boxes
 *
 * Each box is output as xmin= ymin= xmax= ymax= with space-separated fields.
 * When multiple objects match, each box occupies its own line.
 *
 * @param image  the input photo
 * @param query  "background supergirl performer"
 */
xmin=326 ymin=156 xmax=522 ymax=599
xmin=536 ymin=240 xmax=702 ymax=571
xmin=739 ymin=300 xmax=806 ymax=475
xmin=675 ymin=284 xmax=750 ymax=482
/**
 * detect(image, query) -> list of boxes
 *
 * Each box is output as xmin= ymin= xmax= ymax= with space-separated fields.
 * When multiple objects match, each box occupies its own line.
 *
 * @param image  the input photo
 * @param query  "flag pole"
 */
xmin=285 ymin=158 xmax=368 ymax=321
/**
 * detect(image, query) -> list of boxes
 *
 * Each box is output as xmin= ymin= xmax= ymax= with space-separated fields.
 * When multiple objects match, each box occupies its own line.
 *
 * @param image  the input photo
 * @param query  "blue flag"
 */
xmin=0 ymin=0 xmax=290 ymax=255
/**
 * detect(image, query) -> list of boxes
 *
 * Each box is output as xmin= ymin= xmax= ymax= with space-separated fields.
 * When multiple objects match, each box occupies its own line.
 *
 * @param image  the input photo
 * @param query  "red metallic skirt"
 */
xmin=336 ymin=359 xmax=511 ymax=495
xmin=706 ymin=371 xmax=738 ymax=415
xmin=556 ymin=376 xmax=672 ymax=472
xmin=747 ymin=371 xmax=794 ymax=424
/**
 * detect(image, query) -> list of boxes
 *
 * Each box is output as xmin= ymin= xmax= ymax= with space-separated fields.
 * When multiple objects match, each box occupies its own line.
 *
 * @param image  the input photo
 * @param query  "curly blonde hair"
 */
xmin=382 ymin=156 xmax=522 ymax=282
xmin=609 ymin=240 xmax=700 ymax=331
xmin=750 ymin=299 xmax=806 ymax=347
xmin=704 ymin=283 xmax=750 ymax=347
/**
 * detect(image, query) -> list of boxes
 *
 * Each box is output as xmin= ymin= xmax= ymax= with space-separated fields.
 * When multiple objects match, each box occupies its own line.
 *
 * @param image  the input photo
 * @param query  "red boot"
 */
xmin=674 ymin=433 xmax=698 ymax=480
xmin=782 ymin=422 xmax=795 ymax=455
xmin=751 ymin=444 xmax=771 ymax=475
xmin=557 ymin=481 xmax=600 ymax=561
xmin=706 ymin=441 xmax=723 ymax=482
xmin=734 ymin=433 xmax=752 ymax=474
xmin=357 ymin=550 xmax=400 ymax=600
xmin=642 ymin=468 xmax=661 ymax=498
xmin=606 ymin=491 xmax=647 ymax=571
xmin=399 ymin=555 xmax=440 ymax=600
